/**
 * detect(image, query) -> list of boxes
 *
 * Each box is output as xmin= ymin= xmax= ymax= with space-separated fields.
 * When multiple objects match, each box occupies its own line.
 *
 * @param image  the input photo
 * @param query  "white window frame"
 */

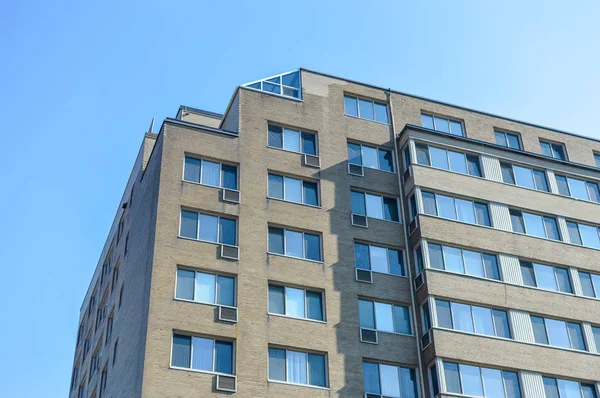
xmin=542 ymin=377 xmax=598 ymax=398
xmin=182 ymin=155 xmax=239 ymax=190
xmin=428 ymin=242 xmax=501 ymax=281
xmin=531 ymin=315 xmax=587 ymax=352
xmin=353 ymin=242 xmax=406 ymax=277
xmin=347 ymin=141 xmax=396 ymax=173
xmin=416 ymin=142 xmax=482 ymax=177
xmin=268 ymin=284 xmax=325 ymax=322
xmin=362 ymin=361 xmax=419 ymax=397
xmin=351 ymin=190 xmax=401 ymax=223
xmin=344 ymin=94 xmax=389 ymax=124
xmin=267 ymin=347 xmax=329 ymax=389
xmin=267 ymin=226 xmax=323 ymax=262
xmin=244 ymin=70 xmax=302 ymax=100
xmin=170 ymin=334 xmax=236 ymax=376
xmin=555 ymin=173 xmax=600 ymax=203
xmin=359 ymin=298 xmax=413 ymax=336
xmin=267 ymin=173 xmax=320 ymax=207
xmin=424 ymin=191 xmax=490 ymax=227
xmin=494 ymin=130 xmax=522 ymax=149
xmin=500 ymin=162 xmax=549 ymax=192
xmin=174 ymin=267 xmax=237 ymax=308
xmin=267 ymin=124 xmax=318 ymax=155
xmin=540 ymin=139 xmax=567 ymax=160
xmin=510 ymin=209 xmax=560 ymax=240
xmin=436 ymin=299 xmax=511 ymax=340
xmin=178 ymin=209 xmax=238 ymax=246
xmin=520 ymin=261 xmax=572 ymax=294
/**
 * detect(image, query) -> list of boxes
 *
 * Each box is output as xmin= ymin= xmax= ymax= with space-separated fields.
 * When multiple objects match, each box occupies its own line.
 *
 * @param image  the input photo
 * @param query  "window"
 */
xmin=531 ymin=316 xmax=587 ymax=351
xmin=111 ymin=263 xmax=119 ymax=292
xmin=117 ymin=214 xmax=125 ymax=243
xmin=421 ymin=191 xmax=491 ymax=227
xmin=509 ymin=209 xmax=561 ymax=240
xmin=99 ymin=366 xmax=108 ymax=397
xmin=245 ymin=70 xmax=301 ymax=99
xmin=500 ymin=162 xmax=549 ymax=192
xmin=495 ymin=131 xmax=521 ymax=150
xmin=351 ymin=191 xmax=400 ymax=222
xmin=112 ymin=339 xmax=118 ymax=365
xmin=359 ymin=299 xmax=412 ymax=335
xmin=96 ymin=299 xmax=107 ymax=329
xmin=566 ymin=220 xmax=600 ymax=249
xmin=414 ymin=143 xmax=482 ymax=177
xmin=593 ymin=326 xmax=600 ymax=351
xmin=268 ymin=226 xmax=322 ymax=261
xmin=171 ymin=334 xmax=234 ymax=375
xmin=106 ymin=311 xmax=114 ymax=343
xmin=130 ymin=184 xmax=135 ymax=207
xmin=83 ymin=333 xmax=92 ymax=358
xmin=90 ymin=345 xmax=101 ymax=376
xmin=595 ymin=153 xmax=600 ymax=168
xmin=71 ymin=362 xmax=79 ymax=390
xmin=421 ymin=114 xmax=464 ymax=136
xmin=435 ymin=300 xmax=511 ymax=338
xmin=443 ymin=361 xmax=521 ymax=398
xmin=578 ymin=271 xmax=600 ymax=298
xmin=176 ymin=268 xmax=236 ymax=307
xmin=77 ymin=380 xmax=86 ymax=398
xmin=77 ymin=318 xmax=85 ymax=346
xmin=124 ymin=232 xmax=129 ymax=256
xmin=268 ymin=347 xmax=327 ymax=387
xmin=183 ymin=156 xmax=238 ymax=190
xmin=354 ymin=242 xmax=405 ymax=277
xmin=409 ymin=195 xmax=417 ymax=222
xmin=118 ymin=284 xmax=124 ymax=308
xmin=268 ymin=284 xmax=324 ymax=321
xmin=101 ymin=256 xmax=111 ymax=285
xmin=268 ymin=124 xmax=317 ymax=155
xmin=179 ymin=210 xmax=237 ymax=246
xmin=519 ymin=261 xmax=572 ymax=293
xmin=554 ymin=174 xmax=600 ymax=203
xmin=268 ymin=173 xmax=319 ymax=206
xmin=362 ymin=362 xmax=418 ymax=398
xmin=543 ymin=377 xmax=597 ymax=398
xmin=347 ymin=142 xmax=394 ymax=172
xmin=344 ymin=95 xmax=389 ymax=123
xmin=540 ymin=140 xmax=567 ymax=160
xmin=428 ymin=243 xmax=500 ymax=280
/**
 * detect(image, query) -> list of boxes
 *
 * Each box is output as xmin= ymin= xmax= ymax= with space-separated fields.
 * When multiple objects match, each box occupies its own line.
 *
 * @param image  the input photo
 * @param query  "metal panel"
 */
xmin=546 ymin=169 xmax=560 ymax=194
xmin=520 ymin=371 xmax=545 ymax=398
xmin=489 ymin=202 xmax=511 ymax=231
xmin=583 ymin=322 xmax=598 ymax=353
xmin=481 ymin=155 xmax=502 ymax=182
xmin=509 ymin=310 xmax=535 ymax=343
xmin=421 ymin=239 xmax=431 ymax=270
xmin=429 ymin=297 xmax=438 ymax=328
xmin=409 ymin=139 xmax=417 ymax=164
xmin=569 ymin=267 xmax=583 ymax=296
xmin=414 ymin=186 xmax=423 ymax=214
xmin=557 ymin=217 xmax=571 ymax=244
xmin=499 ymin=254 xmax=523 ymax=285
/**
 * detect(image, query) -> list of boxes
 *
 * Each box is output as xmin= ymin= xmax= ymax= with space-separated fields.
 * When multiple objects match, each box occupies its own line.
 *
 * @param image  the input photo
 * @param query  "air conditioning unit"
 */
xmin=303 ymin=154 xmax=321 ymax=168
xmin=403 ymin=168 xmax=411 ymax=183
xmin=360 ymin=328 xmax=378 ymax=344
xmin=351 ymin=214 xmax=368 ymax=228
xmin=348 ymin=163 xmax=364 ymax=176
xmin=222 ymin=188 xmax=241 ymax=204
xmin=414 ymin=273 xmax=424 ymax=290
xmin=355 ymin=268 xmax=373 ymax=283
xmin=421 ymin=330 xmax=432 ymax=350
xmin=408 ymin=219 xmax=418 ymax=235
xmin=218 ymin=306 xmax=238 ymax=323
xmin=220 ymin=244 xmax=240 ymax=260
xmin=216 ymin=374 xmax=236 ymax=393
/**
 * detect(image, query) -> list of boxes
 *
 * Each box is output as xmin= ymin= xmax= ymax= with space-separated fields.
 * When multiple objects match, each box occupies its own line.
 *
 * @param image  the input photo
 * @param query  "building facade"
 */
xmin=70 ymin=69 xmax=600 ymax=398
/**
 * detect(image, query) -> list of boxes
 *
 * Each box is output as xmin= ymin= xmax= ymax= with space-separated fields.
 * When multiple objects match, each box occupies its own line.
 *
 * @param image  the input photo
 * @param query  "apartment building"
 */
xmin=69 ymin=68 xmax=600 ymax=398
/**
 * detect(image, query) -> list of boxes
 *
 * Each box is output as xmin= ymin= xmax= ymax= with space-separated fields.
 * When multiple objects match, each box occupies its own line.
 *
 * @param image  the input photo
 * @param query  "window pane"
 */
xmin=592 ymin=274 xmax=600 ymax=299
xmin=421 ymin=114 xmax=434 ymax=129
xmin=287 ymin=351 xmax=307 ymax=384
xmin=593 ymin=327 xmax=600 ymax=353
xmin=460 ymin=364 xmax=483 ymax=396
xmin=354 ymin=243 xmax=370 ymax=270
xmin=172 ymin=335 xmax=191 ymax=368
xmin=380 ymin=364 xmax=401 ymax=397
xmin=472 ymin=306 xmax=495 ymax=336
xmin=363 ymin=362 xmax=380 ymax=394
xmin=503 ymin=371 xmax=522 ymax=398
xmin=429 ymin=244 xmax=444 ymax=270
xmin=449 ymin=120 xmax=464 ymax=136
xmin=378 ymin=149 xmax=394 ymax=172
xmin=475 ymin=203 xmax=491 ymax=226
xmin=219 ymin=218 xmax=236 ymax=245
xmin=543 ymin=217 xmax=560 ymax=240
xmin=284 ymin=177 xmax=302 ymax=203
xmin=221 ymin=165 xmax=237 ymax=190
xmin=546 ymin=319 xmax=570 ymax=348
xmin=434 ymin=116 xmax=450 ymax=133
xmin=201 ymin=160 xmax=221 ymax=187
xmin=452 ymin=302 xmax=474 ymax=333
xmin=558 ymin=379 xmax=582 ymax=398
xmin=359 ymin=300 xmax=375 ymax=329
xmin=587 ymin=182 xmax=600 ymax=203
xmin=554 ymin=268 xmax=572 ymax=293
xmin=436 ymin=300 xmax=453 ymax=328
xmin=268 ymin=227 xmax=284 ymax=254
xmin=416 ymin=144 xmax=430 ymax=165
xmin=422 ymin=192 xmax=437 ymax=215
xmin=268 ymin=285 xmax=285 ymax=314
xmin=555 ymin=175 xmax=571 ymax=196
xmin=456 ymin=199 xmax=476 ymax=224
xmin=282 ymin=71 xmax=299 ymax=88
xmin=304 ymin=233 xmax=321 ymax=261
xmin=448 ymin=151 xmax=467 ymax=174
xmin=429 ymin=147 xmax=449 ymax=170
xmin=568 ymin=177 xmax=589 ymax=200
xmin=351 ymin=191 xmax=366 ymax=215
xmin=523 ymin=212 xmax=546 ymax=238
xmin=191 ymin=337 xmax=213 ymax=371
xmin=184 ymin=157 xmax=201 ymax=183
xmin=437 ymin=194 xmax=457 ymax=219
xmin=283 ymin=128 xmax=301 ymax=152
xmin=543 ymin=377 xmax=560 ymax=398
xmin=383 ymin=197 xmax=399 ymax=222
xmin=375 ymin=302 xmax=394 ymax=332
xmin=357 ymin=98 xmax=373 ymax=120
xmin=579 ymin=272 xmax=596 ymax=297
xmin=374 ymin=102 xmax=388 ymax=123
xmin=215 ymin=341 xmax=233 ymax=374
xmin=464 ymin=250 xmax=484 ymax=277
xmin=303 ymin=181 xmax=319 ymax=206
xmin=180 ymin=210 xmax=198 ymax=239
xmin=268 ymin=174 xmax=284 ymax=199
xmin=533 ymin=170 xmax=549 ymax=192
xmin=362 ymin=146 xmax=379 ymax=169
xmin=520 ymin=261 xmax=536 ymax=287
xmin=195 ymin=272 xmax=216 ymax=304
xmin=344 ymin=96 xmax=358 ymax=117
xmin=285 ymin=230 xmax=303 ymax=258
xmin=394 ymin=306 xmax=411 ymax=334
xmin=268 ymin=348 xmax=286 ymax=381
xmin=444 ymin=362 xmax=461 ymax=394
xmin=306 ymin=291 xmax=323 ymax=321
xmin=493 ymin=310 xmax=511 ymax=338
xmin=443 ymin=246 xmax=464 ymax=273
xmin=217 ymin=276 xmax=235 ymax=307
xmin=199 ymin=214 xmax=218 ymax=242
xmin=388 ymin=249 xmax=404 ymax=276
xmin=347 ymin=143 xmax=362 ymax=165
xmin=507 ymin=134 xmax=521 ymax=149
xmin=176 ymin=269 xmax=195 ymax=300
xmin=482 ymin=368 xmax=504 ymax=398
xmin=540 ymin=142 xmax=553 ymax=157
xmin=513 ymin=165 xmax=535 ymax=189
xmin=400 ymin=368 xmax=418 ymax=398
xmin=483 ymin=254 xmax=501 ymax=280
xmin=580 ymin=224 xmax=600 ymax=249
xmin=533 ymin=263 xmax=558 ymax=291
xmin=366 ymin=194 xmax=384 ymax=219
xmin=582 ymin=384 xmax=598 ymax=398
xmin=567 ymin=323 xmax=586 ymax=350
xmin=467 ymin=155 xmax=482 ymax=177
xmin=566 ymin=222 xmax=582 ymax=245
xmin=301 ymin=132 xmax=317 ymax=155
xmin=285 ymin=287 xmax=305 ymax=318
xmin=495 ymin=132 xmax=507 ymax=146
xmin=552 ymin=144 xmax=566 ymax=160
xmin=308 ymin=354 xmax=326 ymax=387
xmin=501 ymin=163 xmax=515 ymax=184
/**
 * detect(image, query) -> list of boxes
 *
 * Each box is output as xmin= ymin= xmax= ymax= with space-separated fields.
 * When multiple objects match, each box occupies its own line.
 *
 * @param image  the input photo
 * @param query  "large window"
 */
xmin=566 ymin=220 xmax=600 ymax=249
xmin=268 ymin=284 xmax=324 ymax=321
xmin=415 ymin=143 xmax=482 ymax=177
xmin=595 ymin=153 xmax=600 ymax=168
xmin=500 ymin=162 xmax=549 ymax=192
xmin=344 ymin=95 xmax=389 ymax=123
xmin=428 ymin=243 xmax=500 ymax=280
xmin=268 ymin=173 xmax=319 ymax=206
xmin=245 ymin=70 xmax=301 ymax=99
xmin=175 ymin=268 xmax=235 ymax=307
xmin=363 ymin=362 xmax=418 ymax=398
xmin=442 ymin=362 xmax=522 ymax=398
xmin=268 ymin=226 xmax=322 ymax=261
xmin=495 ymin=131 xmax=521 ymax=150
xmin=421 ymin=191 xmax=491 ymax=227
xmin=540 ymin=140 xmax=567 ymax=160
xmin=268 ymin=347 xmax=327 ymax=387
xmin=543 ymin=377 xmax=597 ymax=398
xmin=531 ymin=316 xmax=587 ymax=351
xmin=268 ymin=124 xmax=317 ymax=156
xmin=421 ymin=114 xmax=464 ymax=136
xmin=435 ymin=300 xmax=511 ymax=338
xmin=183 ymin=156 xmax=238 ymax=190
xmin=171 ymin=334 xmax=234 ymax=375
xmin=351 ymin=191 xmax=400 ymax=222
xmin=509 ymin=209 xmax=561 ymax=241
xmin=359 ymin=299 xmax=412 ymax=335
xmin=593 ymin=326 xmax=600 ymax=351
xmin=555 ymin=174 xmax=600 ymax=203
xmin=347 ymin=142 xmax=394 ymax=172
xmin=519 ymin=261 xmax=572 ymax=293
xmin=578 ymin=271 xmax=600 ymax=298
xmin=179 ymin=210 xmax=237 ymax=245
xmin=354 ymin=242 xmax=405 ymax=277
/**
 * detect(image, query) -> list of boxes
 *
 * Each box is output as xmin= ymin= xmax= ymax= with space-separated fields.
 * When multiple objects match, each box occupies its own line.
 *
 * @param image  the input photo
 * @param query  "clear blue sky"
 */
xmin=1 ymin=1 xmax=599 ymax=396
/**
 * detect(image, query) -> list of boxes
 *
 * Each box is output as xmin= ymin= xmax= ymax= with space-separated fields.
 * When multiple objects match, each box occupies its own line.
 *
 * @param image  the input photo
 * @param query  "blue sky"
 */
xmin=1 ymin=1 xmax=599 ymax=396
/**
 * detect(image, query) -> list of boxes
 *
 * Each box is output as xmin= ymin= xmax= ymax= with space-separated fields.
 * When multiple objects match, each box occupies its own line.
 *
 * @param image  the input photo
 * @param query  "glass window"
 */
xmin=308 ymin=353 xmax=326 ymax=387
xmin=579 ymin=272 xmax=597 ymax=297
xmin=567 ymin=322 xmax=586 ymax=350
xmin=388 ymin=249 xmax=405 ymax=276
xmin=303 ymin=181 xmax=319 ymax=206
xmin=219 ymin=217 xmax=236 ymax=245
xmin=587 ymin=182 xmax=600 ymax=202
xmin=533 ymin=263 xmax=558 ymax=291
xmin=383 ymin=197 xmax=399 ymax=222
xmin=216 ymin=275 xmax=235 ymax=307
xmin=415 ymin=143 xmax=430 ymax=165
xmin=451 ymin=302 xmax=474 ymax=333
xmin=443 ymin=246 xmax=464 ymax=273
xmin=285 ymin=287 xmax=305 ymax=318
xmin=460 ymin=364 xmax=484 ymax=397
xmin=351 ymin=191 xmax=366 ymax=215
xmin=506 ymin=133 xmax=521 ymax=149
xmin=287 ymin=351 xmax=307 ymax=384
xmin=444 ymin=362 xmax=461 ymax=394
xmin=201 ymin=160 xmax=220 ymax=187
xmin=520 ymin=261 xmax=536 ymax=287
xmin=436 ymin=300 xmax=453 ymax=328
xmin=592 ymin=326 xmax=600 ymax=352
xmin=375 ymin=302 xmax=394 ymax=332
xmin=421 ymin=114 xmax=434 ymax=129
xmin=269 ymin=285 xmax=285 ymax=314
xmin=304 ymin=233 xmax=321 ymax=261
xmin=582 ymin=384 xmax=598 ymax=398
xmin=456 ymin=199 xmax=475 ymax=224
xmin=543 ymin=377 xmax=560 ymax=398
xmin=214 ymin=341 xmax=233 ymax=374
xmin=554 ymin=267 xmax=573 ymax=293
xmin=595 ymin=153 xmax=600 ymax=167
xmin=495 ymin=131 xmax=507 ymax=146
xmin=301 ymin=132 xmax=317 ymax=156
xmin=221 ymin=165 xmax=237 ymax=190
xmin=552 ymin=143 xmax=566 ymax=160
xmin=523 ymin=212 xmax=545 ymax=238
xmin=449 ymin=120 xmax=464 ymax=136
xmin=448 ymin=151 xmax=467 ymax=174
xmin=566 ymin=221 xmax=582 ymax=245
xmin=268 ymin=348 xmax=286 ymax=381
xmin=198 ymin=213 xmax=218 ymax=242
xmin=483 ymin=254 xmax=501 ymax=280
xmin=545 ymin=318 xmax=571 ymax=349
xmin=467 ymin=155 xmax=482 ymax=177
xmin=429 ymin=243 xmax=444 ymax=269
xmin=559 ymin=379 xmax=583 ymax=398
xmin=579 ymin=223 xmax=600 ymax=248
xmin=285 ymin=230 xmax=303 ymax=257
xmin=358 ymin=98 xmax=374 ymax=120
xmin=493 ymin=310 xmax=512 ymax=338
xmin=533 ymin=170 xmax=549 ymax=191
xmin=195 ymin=272 xmax=216 ymax=304
xmin=365 ymin=193 xmax=384 ymax=219
xmin=394 ymin=306 xmax=411 ymax=334
xmin=531 ymin=316 xmax=549 ymax=344
xmin=513 ymin=165 xmax=535 ymax=189
xmin=472 ymin=306 xmax=495 ymax=336
xmin=482 ymin=368 xmax=504 ymax=398
xmin=430 ymin=146 xmax=449 ymax=170
xmin=362 ymin=146 xmax=379 ymax=169
xmin=568 ymin=177 xmax=589 ymax=200
xmin=363 ymin=362 xmax=380 ymax=395
xmin=268 ymin=174 xmax=284 ymax=199
xmin=434 ymin=116 xmax=450 ymax=133
xmin=176 ymin=269 xmax=194 ymax=300
xmin=359 ymin=300 xmax=375 ymax=329
xmin=268 ymin=227 xmax=284 ymax=254
xmin=556 ymin=175 xmax=571 ymax=196
xmin=268 ymin=125 xmax=283 ymax=148
xmin=422 ymin=192 xmax=437 ymax=215
xmin=380 ymin=364 xmax=400 ymax=397
xmin=540 ymin=141 xmax=553 ymax=157
xmin=475 ymin=203 xmax=491 ymax=226
xmin=437 ymin=194 xmax=457 ymax=219
xmin=501 ymin=163 xmax=516 ymax=184
xmin=171 ymin=335 xmax=191 ymax=368
xmin=284 ymin=177 xmax=302 ymax=203
xmin=283 ymin=128 xmax=301 ymax=152
xmin=184 ymin=157 xmax=201 ymax=183
xmin=347 ymin=143 xmax=362 ymax=165
xmin=379 ymin=149 xmax=394 ymax=172
xmin=306 ymin=291 xmax=323 ymax=321
xmin=180 ymin=210 xmax=198 ymax=239
xmin=344 ymin=96 xmax=358 ymax=117
xmin=354 ymin=243 xmax=370 ymax=270
xmin=374 ymin=102 xmax=389 ymax=123
xmin=463 ymin=250 xmax=485 ymax=277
